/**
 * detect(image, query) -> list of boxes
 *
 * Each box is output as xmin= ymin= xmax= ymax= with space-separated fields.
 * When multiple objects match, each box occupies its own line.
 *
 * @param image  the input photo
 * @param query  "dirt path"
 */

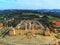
xmin=0 ymin=35 xmax=59 ymax=45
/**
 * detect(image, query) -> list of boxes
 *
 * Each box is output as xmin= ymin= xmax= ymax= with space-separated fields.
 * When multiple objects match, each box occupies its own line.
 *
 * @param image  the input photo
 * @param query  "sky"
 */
xmin=0 ymin=0 xmax=60 ymax=10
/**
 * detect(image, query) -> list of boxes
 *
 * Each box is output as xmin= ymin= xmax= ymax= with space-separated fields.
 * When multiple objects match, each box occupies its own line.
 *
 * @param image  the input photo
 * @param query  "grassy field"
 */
xmin=47 ymin=16 xmax=60 ymax=21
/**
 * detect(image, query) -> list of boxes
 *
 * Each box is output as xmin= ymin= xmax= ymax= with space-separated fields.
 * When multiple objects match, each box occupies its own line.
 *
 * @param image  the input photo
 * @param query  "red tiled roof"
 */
xmin=55 ymin=22 xmax=60 ymax=26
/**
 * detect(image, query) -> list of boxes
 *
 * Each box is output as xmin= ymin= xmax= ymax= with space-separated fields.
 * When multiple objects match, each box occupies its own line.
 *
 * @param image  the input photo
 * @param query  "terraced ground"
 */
xmin=0 ymin=35 xmax=59 ymax=45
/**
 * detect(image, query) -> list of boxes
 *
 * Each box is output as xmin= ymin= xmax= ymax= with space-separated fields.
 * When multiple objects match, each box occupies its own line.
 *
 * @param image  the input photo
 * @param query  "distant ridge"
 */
xmin=0 ymin=9 xmax=60 ymax=17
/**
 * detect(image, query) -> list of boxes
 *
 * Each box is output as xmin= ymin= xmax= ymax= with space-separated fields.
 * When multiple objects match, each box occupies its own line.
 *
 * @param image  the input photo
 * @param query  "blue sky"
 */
xmin=0 ymin=0 xmax=60 ymax=9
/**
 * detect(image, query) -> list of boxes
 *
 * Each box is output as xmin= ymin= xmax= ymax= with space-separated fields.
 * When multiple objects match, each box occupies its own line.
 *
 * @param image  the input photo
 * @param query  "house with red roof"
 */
xmin=52 ymin=21 xmax=60 ymax=26
xmin=55 ymin=22 xmax=60 ymax=26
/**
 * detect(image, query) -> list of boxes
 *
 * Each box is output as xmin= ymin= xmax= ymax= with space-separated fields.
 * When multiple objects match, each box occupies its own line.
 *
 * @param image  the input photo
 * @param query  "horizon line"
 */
xmin=0 ymin=9 xmax=60 ymax=10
